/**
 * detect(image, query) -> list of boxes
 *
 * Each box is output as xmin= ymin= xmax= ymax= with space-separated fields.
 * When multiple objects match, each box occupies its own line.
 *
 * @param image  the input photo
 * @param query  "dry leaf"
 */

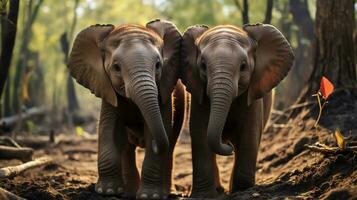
xmin=319 ymin=76 xmax=334 ymax=100
xmin=334 ymin=128 xmax=346 ymax=150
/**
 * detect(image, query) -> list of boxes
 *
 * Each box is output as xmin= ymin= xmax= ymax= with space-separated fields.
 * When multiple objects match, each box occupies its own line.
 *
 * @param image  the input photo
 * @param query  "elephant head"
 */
xmin=182 ymin=23 xmax=294 ymax=155
xmin=68 ymin=19 xmax=181 ymax=154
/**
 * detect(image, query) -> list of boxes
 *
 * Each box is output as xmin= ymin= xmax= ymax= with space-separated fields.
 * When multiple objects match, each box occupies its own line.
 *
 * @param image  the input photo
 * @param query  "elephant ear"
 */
xmin=68 ymin=24 xmax=118 ymax=106
xmin=181 ymin=25 xmax=209 ymax=104
xmin=146 ymin=19 xmax=182 ymax=104
xmin=243 ymin=23 xmax=294 ymax=105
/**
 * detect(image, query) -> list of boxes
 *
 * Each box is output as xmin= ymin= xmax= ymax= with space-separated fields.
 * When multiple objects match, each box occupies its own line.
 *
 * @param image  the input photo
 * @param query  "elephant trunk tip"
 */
xmin=207 ymin=135 xmax=234 ymax=156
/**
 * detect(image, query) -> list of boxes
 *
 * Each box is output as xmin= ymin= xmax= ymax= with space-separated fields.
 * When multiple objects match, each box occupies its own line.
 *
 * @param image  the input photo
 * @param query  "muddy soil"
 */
xmin=1 ymin=89 xmax=356 ymax=200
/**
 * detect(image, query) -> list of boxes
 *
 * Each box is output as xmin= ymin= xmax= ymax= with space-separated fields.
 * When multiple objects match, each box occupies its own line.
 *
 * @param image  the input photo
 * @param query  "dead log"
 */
xmin=63 ymin=149 xmax=97 ymax=155
xmin=0 ymin=136 xmax=21 ymax=148
xmin=0 ymin=187 xmax=25 ymax=200
xmin=15 ymin=136 xmax=50 ymax=149
xmin=0 ymin=145 xmax=33 ymax=162
xmin=0 ymin=156 xmax=52 ymax=179
xmin=0 ymin=107 xmax=47 ymax=129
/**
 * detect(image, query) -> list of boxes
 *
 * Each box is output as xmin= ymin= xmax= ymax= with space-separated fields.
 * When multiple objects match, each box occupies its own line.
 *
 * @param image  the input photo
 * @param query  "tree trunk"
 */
xmin=12 ymin=0 xmax=43 ymax=113
xmin=242 ymin=0 xmax=249 ymax=24
xmin=3 ymin=82 xmax=11 ymax=116
xmin=263 ymin=0 xmax=273 ymax=24
xmin=61 ymin=0 xmax=80 ymax=118
xmin=233 ymin=0 xmax=249 ymax=25
xmin=274 ymin=0 xmax=315 ymax=109
xmin=60 ymin=33 xmax=79 ymax=112
xmin=289 ymin=0 xmax=314 ymax=40
xmin=0 ymin=0 xmax=20 ymax=99
xmin=306 ymin=0 xmax=356 ymax=94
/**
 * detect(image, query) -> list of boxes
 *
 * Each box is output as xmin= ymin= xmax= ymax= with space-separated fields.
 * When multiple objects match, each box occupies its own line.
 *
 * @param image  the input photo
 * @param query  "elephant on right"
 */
xmin=181 ymin=23 xmax=294 ymax=198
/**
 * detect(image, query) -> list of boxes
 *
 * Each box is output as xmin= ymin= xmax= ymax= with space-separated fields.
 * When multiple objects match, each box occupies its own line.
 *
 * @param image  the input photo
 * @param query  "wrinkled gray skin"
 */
xmin=182 ymin=24 xmax=294 ymax=197
xmin=68 ymin=19 xmax=183 ymax=199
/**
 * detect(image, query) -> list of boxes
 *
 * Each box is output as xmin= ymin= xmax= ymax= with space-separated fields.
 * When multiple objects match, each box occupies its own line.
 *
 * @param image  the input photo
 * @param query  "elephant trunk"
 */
xmin=207 ymin=73 xmax=235 ymax=156
xmin=130 ymin=69 xmax=169 ymax=154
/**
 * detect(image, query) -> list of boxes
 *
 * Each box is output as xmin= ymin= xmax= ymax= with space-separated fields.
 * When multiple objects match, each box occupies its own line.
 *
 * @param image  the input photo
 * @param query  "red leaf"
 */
xmin=319 ymin=76 xmax=334 ymax=99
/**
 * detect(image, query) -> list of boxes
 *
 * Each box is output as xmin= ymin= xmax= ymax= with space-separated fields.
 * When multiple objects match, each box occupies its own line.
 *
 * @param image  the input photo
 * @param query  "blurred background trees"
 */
xmin=0 ymin=0 xmax=355 ymax=134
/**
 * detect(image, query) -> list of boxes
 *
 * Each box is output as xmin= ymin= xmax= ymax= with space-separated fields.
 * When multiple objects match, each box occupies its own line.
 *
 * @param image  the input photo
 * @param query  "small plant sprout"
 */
xmin=313 ymin=76 xmax=334 ymax=128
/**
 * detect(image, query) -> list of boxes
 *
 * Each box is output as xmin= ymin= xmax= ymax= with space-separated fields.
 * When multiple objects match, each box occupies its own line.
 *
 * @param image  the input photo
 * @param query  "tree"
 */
xmin=61 ymin=0 xmax=80 ymax=115
xmin=274 ymin=0 xmax=315 ymax=109
xmin=12 ymin=0 xmax=43 ymax=112
xmin=263 ymin=0 xmax=273 ymax=24
xmin=0 ymin=0 xmax=20 ymax=99
xmin=289 ymin=0 xmax=314 ymax=40
xmin=306 ymin=0 xmax=356 ymax=94
xmin=233 ymin=0 xmax=249 ymax=24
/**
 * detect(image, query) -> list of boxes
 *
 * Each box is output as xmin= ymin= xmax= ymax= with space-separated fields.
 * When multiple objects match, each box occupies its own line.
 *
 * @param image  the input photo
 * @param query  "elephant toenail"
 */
xmin=97 ymin=187 xmax=103 ymax=193
xmin=152 ymin=193 xmax=160 ymax=199
xmin=140 ymin=193 xmax=148 ymax=199
xmin=106 ymin=188 xmax=114 ymax=194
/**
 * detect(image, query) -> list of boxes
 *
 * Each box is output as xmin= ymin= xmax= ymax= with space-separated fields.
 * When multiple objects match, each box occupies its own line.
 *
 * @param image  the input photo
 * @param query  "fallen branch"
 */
xmin=0 ymin=136 xmax=22 ymax=148
xmin=63 ymin=149 xmax=97 ymax=154
xmin=272 ymin=124 xmax=293 ymax=129
xmin=284 ymin=101 xmax=315 ymax=112
xmin=0 ymin=107 xmax=47 ymax=128
xmin=15 ymin=134 xmax=97 ymax=149
xmin=271 ymin=109 xmax=289 ymax=117
xmin=0 ymin=187 xmax=25 ymax=200
xmin=0 ymin=156 xmax=52 ymax=179
xmin=0 ymin=145 xmax=33 ymax=162
xmin=305 ymin=142 xmax=357 ymax=155
xmin=15 ymin=136 xmax=50 ymax=149
xmin=305 ymin=144 xmax=341 ymax=154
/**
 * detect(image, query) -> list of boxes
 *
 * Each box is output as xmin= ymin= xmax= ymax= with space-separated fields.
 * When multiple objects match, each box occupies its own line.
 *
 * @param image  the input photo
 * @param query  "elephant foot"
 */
xmin=122 ymin=179 xmax=140 ymax=199
xmin=95 ymin=178 xmax=124 ymax=196
xmin=231 ymin=176 xmax=255 ymax=192
xmin=190 ymin=186 xmax=226 ymax=199
xmin=136 ymin=184 xmax=169 ymax=200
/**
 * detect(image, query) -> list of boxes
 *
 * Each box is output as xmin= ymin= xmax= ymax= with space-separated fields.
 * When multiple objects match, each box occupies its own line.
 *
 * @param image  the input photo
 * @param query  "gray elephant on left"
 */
xmin=68 ymin=19 xmax=184 ymax=199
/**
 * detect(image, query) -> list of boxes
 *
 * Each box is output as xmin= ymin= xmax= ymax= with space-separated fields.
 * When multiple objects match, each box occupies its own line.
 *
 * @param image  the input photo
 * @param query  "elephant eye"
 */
xmin=155 ymin=58 xmax=162 ymax=70
xmin=200 ymin=60 xmax=207 ymax=72
xmin=112 ymin=63 xmax=121 ymax=72
xmin=240 ymin=61 xmax=247 ymax=71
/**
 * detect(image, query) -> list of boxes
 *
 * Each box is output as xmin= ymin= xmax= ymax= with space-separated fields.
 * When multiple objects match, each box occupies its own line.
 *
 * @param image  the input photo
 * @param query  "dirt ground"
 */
xmin=1 ymin=89 xmax=357 ymax=200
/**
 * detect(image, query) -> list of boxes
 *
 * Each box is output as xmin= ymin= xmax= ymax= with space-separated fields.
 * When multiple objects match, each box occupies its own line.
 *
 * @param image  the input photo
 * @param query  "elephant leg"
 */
xmin=230 ymin=100 xmax=263 ymax=192
xmin=137 ymin=126 xmax=170 ymax=199
xmin=96 ymin=101 xmax=126 ymax=196
xmin=121 ymin=141 xmax=140 ymax=198
xmin=190 ymin=100 xmax=221 ymax=198
xmin=137 ymin=101 xmax=178 ymax=199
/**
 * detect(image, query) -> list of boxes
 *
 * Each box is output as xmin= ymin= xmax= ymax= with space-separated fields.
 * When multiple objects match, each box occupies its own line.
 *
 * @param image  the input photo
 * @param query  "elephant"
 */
xmin=181 ymin=23 xmax=294 ymax=197
xmin=68 ymin=19 xmax=184 ymax=199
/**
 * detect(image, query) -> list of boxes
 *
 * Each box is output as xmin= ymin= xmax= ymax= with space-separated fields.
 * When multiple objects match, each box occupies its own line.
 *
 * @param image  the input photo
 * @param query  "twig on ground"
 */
xmin=305 ymin=142 xmax=357 ymax=155
xmin=0 ymin=145 xmax=33 ymax=162
xmin=0 ymin=187 xmax=25 ymax=200
xmin=0 ymin=136 xmax=22 ymax=148
xmin=272 ymin=124 xmax=293 ymax=129
xmin=0 ymin=156 xmax=52 ymax=179
xmin=305 ymin=144 xmax=340 ymax=154
xmin=271 ymin=109 xmax=289 ymax=117
xmin=63 ymin=149 xmax=97 ymax=154
xmin=284 ymin=101 xmax=315 ymax=112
